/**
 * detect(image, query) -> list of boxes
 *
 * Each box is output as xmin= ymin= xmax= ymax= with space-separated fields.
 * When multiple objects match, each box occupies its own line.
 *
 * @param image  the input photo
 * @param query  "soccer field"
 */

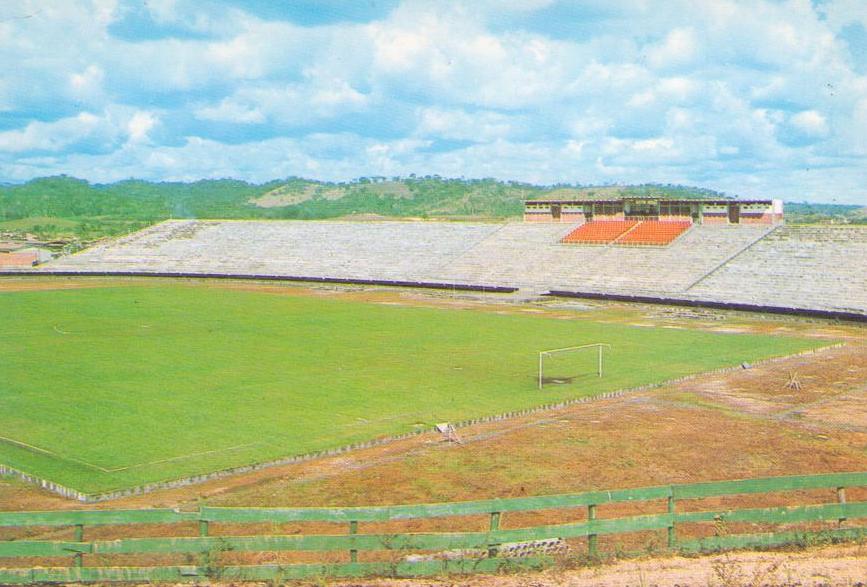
xmin=0 ymin=283 xmax=822 ymax=495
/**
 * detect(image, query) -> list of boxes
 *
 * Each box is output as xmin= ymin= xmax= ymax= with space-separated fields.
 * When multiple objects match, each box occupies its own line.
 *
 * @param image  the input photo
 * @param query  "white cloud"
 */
xmin=194 ymin=77 xmax=370 ymax=125
xmin=0 ymin=108 xmax=158 ymax=153
xmin=126 ymin=111 xmax=158 ymax=142
xmin=196 ymin=100 xmax=265 ymax=124
xmin=818 ymin=0 xmax=867 ymax=32
xmin=143 ymin=0 xmax=178 ymax=23
xmin=790 ymin=110 xmax=830 ymax=138
xmin=848 ymin=98 xmax=867 ymax=155
xmin=647 ymin=28 xmax=698 ymax=69
xmin=415 ymin=107 xmax=513 ymax=141
xmin=368 ymin=4 xmax=577 ymax=109
xmin=1 ymin=0 xmax=866 ymax=203
xmin=0 ymin=112 xmax=109 ymax=153
xmin=626 ymin=76 xmax=699 ymax=108
xmin=68 ymin=65 xmax=105 ymax=103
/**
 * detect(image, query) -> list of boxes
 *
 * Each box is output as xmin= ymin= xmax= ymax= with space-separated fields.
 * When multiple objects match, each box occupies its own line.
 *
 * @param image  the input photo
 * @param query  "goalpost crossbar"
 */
xmin=538 ymin=343 xmax=611 ymax=389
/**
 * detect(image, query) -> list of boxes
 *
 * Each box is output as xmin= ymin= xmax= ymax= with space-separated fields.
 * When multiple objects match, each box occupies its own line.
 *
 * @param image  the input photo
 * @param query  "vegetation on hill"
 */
xmin=784 ymin=202 xmax=866 ymax=225
xmin=0 ymin=175 xmax=861 ymax=243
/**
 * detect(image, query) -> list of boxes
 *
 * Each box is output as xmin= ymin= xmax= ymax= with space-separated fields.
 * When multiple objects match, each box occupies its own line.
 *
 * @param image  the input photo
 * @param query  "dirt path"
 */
xmin=74 ymin=544 xmax=866 ymax=586
xmin=323 ymin=544 xmax=867 ymax=587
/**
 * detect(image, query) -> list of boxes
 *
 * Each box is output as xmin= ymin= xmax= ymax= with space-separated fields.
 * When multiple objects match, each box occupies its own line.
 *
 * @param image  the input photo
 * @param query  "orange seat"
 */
xmin=561 ymin=221 xmax=637 ymax=244
xmin=618 ymin=220 xmax=691 ymax=245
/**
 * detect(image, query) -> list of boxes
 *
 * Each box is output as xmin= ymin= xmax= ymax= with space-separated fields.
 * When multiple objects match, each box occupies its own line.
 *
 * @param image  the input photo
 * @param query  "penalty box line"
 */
xmin=0 ymin=434 xmax=115 ymax=473
xmin=0 ymin=434 xmax=264 ymax=473
xmin=109 ymin=442 xmax=266 ymax=472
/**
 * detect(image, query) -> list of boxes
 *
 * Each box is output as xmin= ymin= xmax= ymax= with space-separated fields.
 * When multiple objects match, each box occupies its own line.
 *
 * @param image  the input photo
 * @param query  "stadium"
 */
xmin=1 ymin=192 xmax=866 ymax=583
xmin=5 ymin=0 xmax=867 ymax=580
xmin=27 ymin=196 xmax=867 ymax=318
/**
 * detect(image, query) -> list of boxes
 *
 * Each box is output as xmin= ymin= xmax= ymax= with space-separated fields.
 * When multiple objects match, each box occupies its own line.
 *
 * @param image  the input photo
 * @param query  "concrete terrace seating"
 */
xmin=686 ymin=226 xmax=867 ymax=314
xmin=617 ymin=220 xmax=692 ymax=246
xmin=561 ymin=220 xmax=637 ymax=244
xmin=436 ymin=224 xmax=773 ymax=294
xmin=435 ymin=223 xmax=586 ymax=288
xmin=47 ymin=220 xmax=504 ymax=283
xmin=37 ymin=220 xmax=867 ymax=316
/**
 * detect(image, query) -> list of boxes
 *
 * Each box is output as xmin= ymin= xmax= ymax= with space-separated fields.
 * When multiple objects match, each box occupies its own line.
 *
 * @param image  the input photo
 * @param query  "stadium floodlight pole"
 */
xmin=538 ymin=343 xmax=612 ymax=390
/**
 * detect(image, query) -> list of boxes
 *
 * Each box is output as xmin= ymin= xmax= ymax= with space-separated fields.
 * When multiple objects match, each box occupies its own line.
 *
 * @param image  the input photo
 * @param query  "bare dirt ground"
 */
xmin=1 ymin=277 xmax=866 ymax=584
xmin=322 ymin=544 xmax=867 ymax=587
xmin=47 ymin=546 xmax=867 ymax=587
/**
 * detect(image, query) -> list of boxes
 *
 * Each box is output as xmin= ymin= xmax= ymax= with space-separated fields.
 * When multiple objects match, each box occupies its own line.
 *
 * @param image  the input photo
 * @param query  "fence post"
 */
xmin=667 ymin=494 xmax=676 ymax=549
xmin=588 ymin=504 xmax=598 ymax=557
xmin=74 ymin=524 xmax=84 ymax=568
xmin=488 ymin=512 xmax=501 ymax=558
xmin=349 ymin=520 xmax=358 ymax=563
xmin=837 ymin=487 xmax=847 ymax=526
xmin=199 ymin=515 xmax=210 ymax=573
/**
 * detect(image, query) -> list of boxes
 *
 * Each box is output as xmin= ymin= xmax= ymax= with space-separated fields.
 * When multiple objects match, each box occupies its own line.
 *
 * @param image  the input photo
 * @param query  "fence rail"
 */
xmin=1 ymin=471 xmax=865 ymax=584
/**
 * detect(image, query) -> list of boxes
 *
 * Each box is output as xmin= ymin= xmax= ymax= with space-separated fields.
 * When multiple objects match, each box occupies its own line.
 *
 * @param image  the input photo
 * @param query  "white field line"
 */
xmin=338 ymin=411 xmax=430 ymax=428
xmin=0 ymin=435 xmax=115 ymax=473
xmin=108 ymin=442 xmax=265 ymax=472
xmin=0 ymin=433 xmax=264 ymax=473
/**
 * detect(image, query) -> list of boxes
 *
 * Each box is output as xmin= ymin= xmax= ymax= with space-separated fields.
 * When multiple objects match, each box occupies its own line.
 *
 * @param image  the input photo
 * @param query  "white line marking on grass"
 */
xmin=104 ymin=442 xmax=265 ymax=472
xmin=0 ymin=434 xmax=115 ymax=472
xmin=52 ymin=325 xmax=71 ymax=334
xmin=339 ymin=411 xmax=429 ymax=428
xmin=0 ymin=435 xmax=57 ymax=456
xmin=0 ymin=434 xmax=265 ymax=474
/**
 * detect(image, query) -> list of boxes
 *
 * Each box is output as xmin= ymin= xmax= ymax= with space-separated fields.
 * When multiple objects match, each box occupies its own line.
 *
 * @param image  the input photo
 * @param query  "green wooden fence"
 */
xmin=1 ymin=471 xmax=865 ymax=584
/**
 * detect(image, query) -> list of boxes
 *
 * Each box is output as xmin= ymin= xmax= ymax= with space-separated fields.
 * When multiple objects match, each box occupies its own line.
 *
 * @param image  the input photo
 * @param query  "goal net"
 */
xmin=538 ymin=343 xmax=611 ymax=389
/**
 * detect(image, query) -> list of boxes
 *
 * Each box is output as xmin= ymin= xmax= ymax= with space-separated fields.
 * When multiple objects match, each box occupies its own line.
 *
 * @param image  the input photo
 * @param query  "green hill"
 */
xmin=0 ymin=175 xmax=860 ymax=243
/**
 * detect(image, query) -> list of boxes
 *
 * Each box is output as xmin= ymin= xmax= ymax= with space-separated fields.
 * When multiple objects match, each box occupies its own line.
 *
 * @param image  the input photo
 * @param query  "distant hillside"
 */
xmin=783 ymin=202 xmax=866 ymax=225
xmin=0 ymin=175 xmax=860 ymax=243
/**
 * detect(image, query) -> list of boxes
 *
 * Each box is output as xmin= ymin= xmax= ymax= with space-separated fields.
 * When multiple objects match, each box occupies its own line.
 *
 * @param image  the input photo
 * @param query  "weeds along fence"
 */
xmin=1 ymin=471 xmax=866 ymax=584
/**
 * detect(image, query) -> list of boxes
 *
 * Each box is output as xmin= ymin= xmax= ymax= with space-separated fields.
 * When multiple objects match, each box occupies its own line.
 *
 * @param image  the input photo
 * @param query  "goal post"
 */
xmin=538 ymin=343 xmax=611 ymax=389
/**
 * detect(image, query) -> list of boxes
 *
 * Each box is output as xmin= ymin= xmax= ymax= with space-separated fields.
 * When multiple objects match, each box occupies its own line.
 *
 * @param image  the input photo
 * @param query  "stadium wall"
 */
xmin=12 ymin=271 xmax=518 ymax=294
xmin=546 ymin=290 xmax=867 ymax=323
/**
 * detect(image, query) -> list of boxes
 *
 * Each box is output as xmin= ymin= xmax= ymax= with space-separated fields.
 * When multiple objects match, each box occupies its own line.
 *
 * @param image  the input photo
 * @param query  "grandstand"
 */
xmin=48 ymin=220 xmax=502 ymax=282
xmin=36 ymin=217 xmax=866 ymax=318
xmin=686 ymin=226 xmax=867 ymax=314
xmin=440 ymin=222 xmax=775 ymax=294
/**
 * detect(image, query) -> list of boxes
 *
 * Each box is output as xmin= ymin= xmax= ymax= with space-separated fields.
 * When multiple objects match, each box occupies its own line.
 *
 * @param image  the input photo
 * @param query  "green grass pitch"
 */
xmin=0 ymin=283 xmax=822 ymax=494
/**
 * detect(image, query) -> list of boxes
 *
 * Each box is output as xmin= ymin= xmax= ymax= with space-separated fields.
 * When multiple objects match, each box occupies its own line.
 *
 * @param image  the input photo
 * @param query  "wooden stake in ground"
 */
xmin=784 ymin=371 xmax=802 ymax=391
xmin=435 ymin=423 xmax=462 ymax=444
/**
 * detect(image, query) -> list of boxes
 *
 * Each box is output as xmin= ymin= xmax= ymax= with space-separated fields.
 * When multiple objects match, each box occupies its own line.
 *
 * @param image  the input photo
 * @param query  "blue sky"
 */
xmin=1 ymin=0 xmax=866 ymax=204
